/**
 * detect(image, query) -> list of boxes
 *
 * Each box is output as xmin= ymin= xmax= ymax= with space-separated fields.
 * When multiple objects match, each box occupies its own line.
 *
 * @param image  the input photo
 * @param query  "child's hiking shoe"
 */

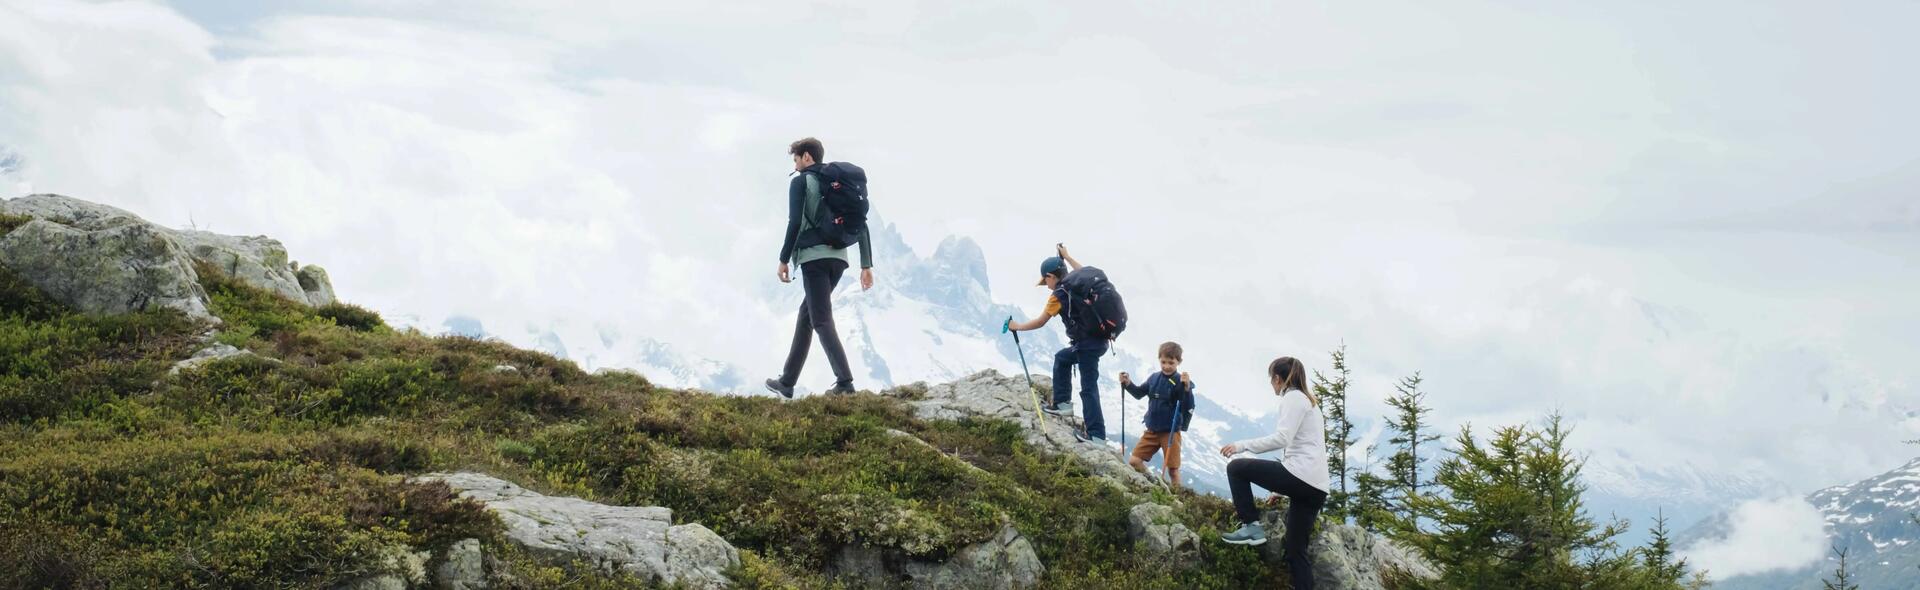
xmin=1221 ymin=522 xmax=1267 ymax=546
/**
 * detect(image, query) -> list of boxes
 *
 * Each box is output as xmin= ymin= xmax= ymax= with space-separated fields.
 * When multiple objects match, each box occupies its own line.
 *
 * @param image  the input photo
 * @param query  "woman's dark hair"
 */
xmin=1269 ymin=356 xmax=1318 ymax=406
xmin=788 ymin=137 xmax=824 ymax=163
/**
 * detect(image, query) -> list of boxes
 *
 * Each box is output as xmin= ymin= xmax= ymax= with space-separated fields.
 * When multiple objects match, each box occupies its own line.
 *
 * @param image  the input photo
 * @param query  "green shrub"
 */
xmin=318 ymin=302 xmax=385 ymax=331
xmin=0 ymin=293 xmax=193 ymax=423
xmin=0 ymin=265 xmax=67 ymax=322
xmin=0 ymin=213 xmax=30 ymax=235
xmin=197 ymin=260 xmax=317 ymax=345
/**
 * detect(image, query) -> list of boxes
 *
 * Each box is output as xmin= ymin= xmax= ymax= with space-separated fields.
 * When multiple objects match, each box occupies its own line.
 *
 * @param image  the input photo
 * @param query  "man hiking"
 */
xmin=766 ymin=137 xmax=873 ymax=398
xmin=1005 ymin=244 xmax=1115 ymax=440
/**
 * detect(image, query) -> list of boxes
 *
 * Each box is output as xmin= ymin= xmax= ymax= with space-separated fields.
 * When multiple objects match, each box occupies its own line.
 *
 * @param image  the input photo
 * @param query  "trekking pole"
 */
xmin=1120 ymin=374 xmax=1127 ymax=459
xmin=1005 ymin=317 xmax=1045 ymax=428
xmin=1169 ymin=399 xmax=1181 ymax=488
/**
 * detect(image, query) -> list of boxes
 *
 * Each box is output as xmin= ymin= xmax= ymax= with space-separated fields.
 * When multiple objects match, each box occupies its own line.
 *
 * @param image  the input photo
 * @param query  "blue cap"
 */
xmin=1036 ymin=257 xmax=1066 ymax=285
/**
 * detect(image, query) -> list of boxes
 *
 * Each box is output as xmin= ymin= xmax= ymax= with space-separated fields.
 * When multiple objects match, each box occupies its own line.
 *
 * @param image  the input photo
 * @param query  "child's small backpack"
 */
xmin=1056 ymin=266 xmax=1128 ymax=342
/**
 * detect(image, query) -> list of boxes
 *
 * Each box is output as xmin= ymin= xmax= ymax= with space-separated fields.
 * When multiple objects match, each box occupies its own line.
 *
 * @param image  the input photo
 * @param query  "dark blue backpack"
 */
xmin=1055 ymin=266 xmax=1128 ymax=342
xmin=807 ymin=162 xmax=869 ymax=249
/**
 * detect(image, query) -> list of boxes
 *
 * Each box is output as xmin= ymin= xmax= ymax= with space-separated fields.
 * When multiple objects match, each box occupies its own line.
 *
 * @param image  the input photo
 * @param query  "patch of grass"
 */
xmin=0 ymin=212 xmax=30 ymax=235
xmin=0 ymin=267 xmax=197 ymax=423
xmin=318 ymin=301 xmax=385 ymax=331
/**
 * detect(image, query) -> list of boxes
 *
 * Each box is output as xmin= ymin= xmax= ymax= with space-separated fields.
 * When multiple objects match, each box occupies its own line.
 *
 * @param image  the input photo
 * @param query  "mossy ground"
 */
xmin=0 ymin=264 xmax=1285 ymax=589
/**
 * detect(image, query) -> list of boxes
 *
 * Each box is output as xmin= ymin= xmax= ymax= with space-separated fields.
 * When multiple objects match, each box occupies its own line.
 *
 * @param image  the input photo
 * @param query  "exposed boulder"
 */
xmin=0 ymin=194 xmax=338 ymax=319
xmin=172 ymin=228 xmax=333 ymax=306
xmin=412 ymin=472 xmax=738 ymax=590
xmin=896 ymin=370 xmax=1155 ymax=490
xmin=1127 ymin=503 xmax=1199 ymax=555
xmin=833 ymin=525 xmax=1043 ymax=590
xmin=435 ymin=538 xmax=488 ymax=590
xmin=169 ymin=342 xmax=255 ymax=375
xmin=1257 ymin=509 xmax=1439 ymax=590
xmin=0 ymin=216 xmax=214 ymax=320
xmin=332 ymin=545 xmax=429 ymax=590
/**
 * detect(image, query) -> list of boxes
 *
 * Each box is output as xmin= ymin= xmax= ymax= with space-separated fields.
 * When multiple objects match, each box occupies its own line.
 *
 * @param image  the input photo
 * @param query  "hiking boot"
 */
xmin=765 ymin=378 xmax=794 ymax=399
xmin=1221 ymin=522 xmax=1267 ymax=546
xmin=1043 ymin=401 xmax=1074 ymax=416
xmin=823 ymin=383 xmax=857 ymax=396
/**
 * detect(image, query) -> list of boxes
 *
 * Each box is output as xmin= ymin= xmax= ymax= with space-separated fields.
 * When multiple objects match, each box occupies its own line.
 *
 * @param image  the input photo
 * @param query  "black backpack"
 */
xmin=806 ymin=162 xmax=869 ymax=249
xmin=1055 ymin=266 xmax=1128 ymax=342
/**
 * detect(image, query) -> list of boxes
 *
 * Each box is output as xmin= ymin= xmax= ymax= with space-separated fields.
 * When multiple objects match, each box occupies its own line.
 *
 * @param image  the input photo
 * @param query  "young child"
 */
xmin=1120 ymin=341 xmax=1197 ymax=490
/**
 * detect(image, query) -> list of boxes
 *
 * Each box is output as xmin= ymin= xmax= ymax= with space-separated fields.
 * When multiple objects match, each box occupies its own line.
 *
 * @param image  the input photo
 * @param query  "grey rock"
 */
xmin=1257 ymin=510 xmax=1439 ymax=590
xmin=172 ymin=228 xmax=328 ymax=306
xmin=904 ymin=370 xmax=1154 ymax=490
xmin=0 ymin=217 xmax=214 ymax=320
xmin=296 ymin=264 xmax=337 ymax=306
xmin=0 ymin=194 xmax=338 ymax=318
xmin=412 ymin=472 xmax=737 ymax=590
xmin=435 ymin=538 xmax=487 ymax=590
xmin=0 ymin=193 xmax=146 ymax=230
xmin=169 ymin=342 xmax=252 ymax=375
xmin=1127 ymin=503 xmax=1199 ymax=554
xmin=333 ymin=545 xmax=429 ymax=590
xmin=834 ymin=525 xmax=1043 ymax=590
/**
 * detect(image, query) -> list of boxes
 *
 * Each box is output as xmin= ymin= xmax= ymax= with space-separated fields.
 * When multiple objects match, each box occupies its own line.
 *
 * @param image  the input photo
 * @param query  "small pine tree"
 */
xmin=1396 ymin=414 xmax=1630 ymax=589
xmin=1383 ymin=372 xmax=1441 ymax=525
xmin=1351 ymin=444 xmax=1394 ymax=532
xmin=1641 ymin=510 xmax=1689 ymax=585
xmin=1821 ymin=545 xmax=1858 ymax=590
xmin=1314 ymin=344 xmax=1358 ymax=521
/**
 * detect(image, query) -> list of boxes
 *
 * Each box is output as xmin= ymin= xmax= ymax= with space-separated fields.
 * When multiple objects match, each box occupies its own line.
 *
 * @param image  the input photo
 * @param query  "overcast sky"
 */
xmin=3 ymin=1 xmax=1916 ymax=570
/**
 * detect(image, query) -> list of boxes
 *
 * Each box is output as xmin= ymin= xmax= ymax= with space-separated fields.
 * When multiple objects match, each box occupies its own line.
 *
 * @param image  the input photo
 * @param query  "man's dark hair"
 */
xmin=789 ymin=137 xmax=824 ymax=163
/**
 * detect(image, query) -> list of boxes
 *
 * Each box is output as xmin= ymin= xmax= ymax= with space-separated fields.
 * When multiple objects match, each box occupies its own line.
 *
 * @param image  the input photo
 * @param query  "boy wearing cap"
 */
xmin=1004 ymin=244 xmax=1108 ymax=441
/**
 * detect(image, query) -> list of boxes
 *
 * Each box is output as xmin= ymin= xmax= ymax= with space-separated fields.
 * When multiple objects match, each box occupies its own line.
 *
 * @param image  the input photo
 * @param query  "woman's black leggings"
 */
xmin=1227 ymin=458 xmax=1328 ymax=590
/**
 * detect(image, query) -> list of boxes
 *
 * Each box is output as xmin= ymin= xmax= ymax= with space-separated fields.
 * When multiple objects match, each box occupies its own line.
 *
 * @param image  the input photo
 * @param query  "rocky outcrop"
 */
xmin=1258 ymin=510 xmax=1439 ymax=590
xmin=169 ymin=342 xmax=255 ymax=375
xmin=0 ymin=194 xmax=337 ymax=319
xmin=0 ymin=215 xmax=214 ymax=320
xmin=832 ymin=525 xmax=1044 ymax=590
xmin=172 ymin=228 xmax=335 ymax=306
xmin=412 ymin=472 xmax=738 ymax=590
xmin=1127 ymin=503 xmax=1199 ymax=554
xmin=434 ymin=538 xmax=487 ymax=590
xmin=896 ymin=370 xmax=1155 ymax=490
xmin=332 ymin=546 xmax=430 ymax=590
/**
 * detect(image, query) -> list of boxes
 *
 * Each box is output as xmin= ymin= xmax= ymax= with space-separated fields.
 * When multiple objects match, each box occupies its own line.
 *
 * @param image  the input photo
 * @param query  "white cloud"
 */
xmin=1680 ymin=496 xmax=1829 ymax=579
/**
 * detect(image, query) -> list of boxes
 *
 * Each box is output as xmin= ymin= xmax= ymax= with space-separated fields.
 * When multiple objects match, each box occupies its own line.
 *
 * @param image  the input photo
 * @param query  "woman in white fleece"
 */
xmin=1218 ymin=356 xmax=1329 ymax=590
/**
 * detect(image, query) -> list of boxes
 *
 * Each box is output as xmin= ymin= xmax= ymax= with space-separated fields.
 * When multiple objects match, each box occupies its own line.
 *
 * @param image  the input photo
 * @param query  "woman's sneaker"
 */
xmin=1221 ymin=522 xmax=1267 ymax=546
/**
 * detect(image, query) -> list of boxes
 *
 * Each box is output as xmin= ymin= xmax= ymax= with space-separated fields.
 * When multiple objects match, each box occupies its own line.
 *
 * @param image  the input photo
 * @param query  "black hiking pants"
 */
xmin=1228 ymin=458 xmax=1328 ymax=590
xmin=779 ymin=258 xmax=854 ymax=389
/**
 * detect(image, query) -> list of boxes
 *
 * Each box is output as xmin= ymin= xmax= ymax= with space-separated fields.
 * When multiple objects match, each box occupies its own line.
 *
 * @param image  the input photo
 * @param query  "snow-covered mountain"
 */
xmin=1680 ymin=457 xmax=1920 ymax=589
xmin=1580 ymin=452 xmax=1787 ymax=547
